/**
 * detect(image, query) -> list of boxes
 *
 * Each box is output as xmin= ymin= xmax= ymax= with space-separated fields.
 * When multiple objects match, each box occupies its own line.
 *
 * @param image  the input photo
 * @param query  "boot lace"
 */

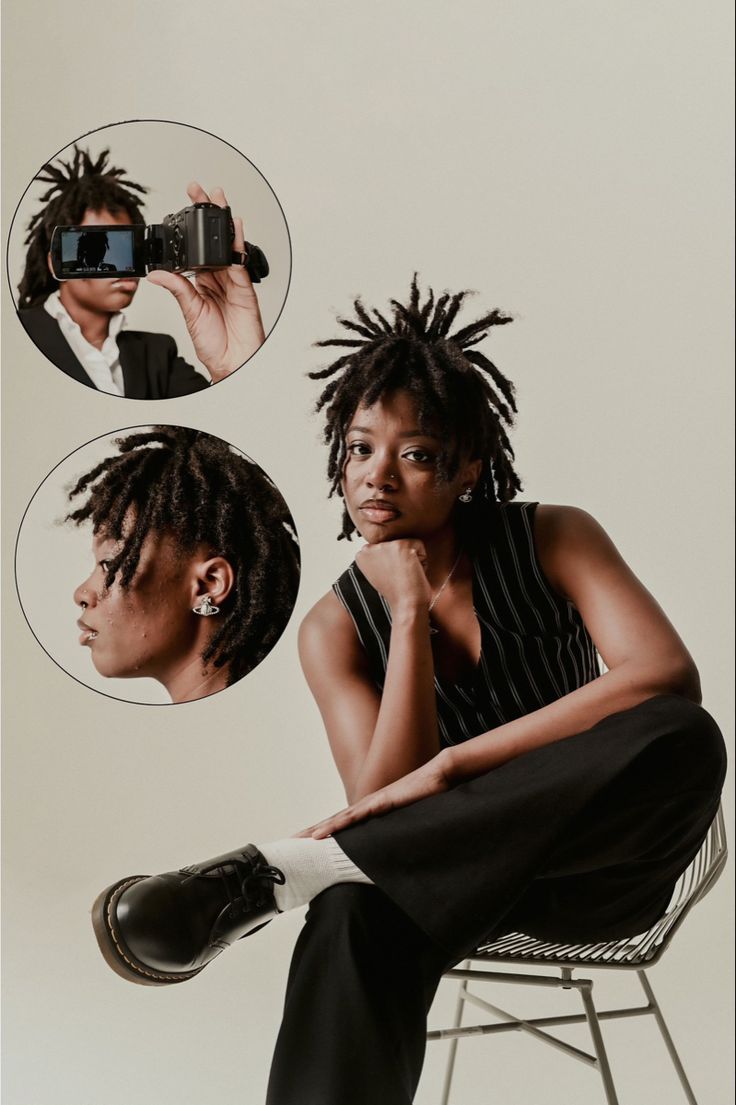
xmin=181 ymin=851 xmax=285 ymax=916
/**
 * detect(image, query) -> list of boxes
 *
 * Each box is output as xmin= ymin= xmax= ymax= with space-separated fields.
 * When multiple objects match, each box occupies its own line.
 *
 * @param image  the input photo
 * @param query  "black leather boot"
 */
xmin=91 ymin=844 xmax=284 ymax=986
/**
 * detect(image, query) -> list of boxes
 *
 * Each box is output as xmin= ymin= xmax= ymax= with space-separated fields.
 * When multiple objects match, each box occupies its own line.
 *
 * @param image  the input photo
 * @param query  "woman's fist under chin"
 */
xmin=355 ymin=539 xmax=432 ymax=611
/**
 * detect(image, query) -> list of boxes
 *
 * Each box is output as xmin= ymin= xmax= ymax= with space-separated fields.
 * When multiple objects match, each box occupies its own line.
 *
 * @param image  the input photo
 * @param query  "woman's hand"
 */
xmin=356 ymin=539 xmax=432 ymax=612
xmin=296 ymin=753 xmax=453 ymax=839
xmin=147 ymin=182 xmax=266 ymax=383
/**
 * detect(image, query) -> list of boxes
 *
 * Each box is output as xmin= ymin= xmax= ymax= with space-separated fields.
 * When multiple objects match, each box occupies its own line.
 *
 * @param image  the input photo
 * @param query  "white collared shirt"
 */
xmin=44 ymin=291 xmax=127 ymax=396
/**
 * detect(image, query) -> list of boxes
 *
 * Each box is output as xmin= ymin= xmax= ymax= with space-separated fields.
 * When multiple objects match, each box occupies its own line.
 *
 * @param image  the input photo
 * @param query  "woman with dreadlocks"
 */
xmin=69 ymin=426 xmax=300 ymax=702
xmin=17 ymin=146 xmax=266 ymax=398
xmin=91 ymin=281 xmax=725 ymax=1104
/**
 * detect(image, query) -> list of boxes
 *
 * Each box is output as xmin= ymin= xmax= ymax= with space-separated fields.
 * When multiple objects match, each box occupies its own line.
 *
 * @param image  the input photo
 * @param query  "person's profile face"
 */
xmin=50 ymin=207 xmax=140 ymax=317
xmin=72 ymin=529 xmax=200 ymax=682
xmin=341 ymin=389 xmax=479 ymax=544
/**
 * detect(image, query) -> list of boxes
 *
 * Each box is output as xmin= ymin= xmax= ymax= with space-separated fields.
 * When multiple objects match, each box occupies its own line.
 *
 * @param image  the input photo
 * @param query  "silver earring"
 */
xmin=458 ymin=487 xmax=473 ymax=503
xmin=193 ymin=595 xmax=220 ymax=617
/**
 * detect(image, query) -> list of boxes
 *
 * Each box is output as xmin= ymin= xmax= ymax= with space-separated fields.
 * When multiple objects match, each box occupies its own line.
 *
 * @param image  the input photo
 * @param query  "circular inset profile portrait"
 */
xmin=15 ymin=426 xmax=300 ymax=705
xmin=6 ymin=120 xmax=291 ymax=399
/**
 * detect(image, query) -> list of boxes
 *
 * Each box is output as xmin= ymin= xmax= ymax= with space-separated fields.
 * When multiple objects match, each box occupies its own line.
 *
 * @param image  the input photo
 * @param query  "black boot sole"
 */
xmin=91 ymin=876 xmax=205 ymax=987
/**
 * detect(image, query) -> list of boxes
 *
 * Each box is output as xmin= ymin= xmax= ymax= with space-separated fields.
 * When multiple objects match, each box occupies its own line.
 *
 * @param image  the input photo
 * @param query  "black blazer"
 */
xmin=18 ymin=306 xmax=209 ymax=399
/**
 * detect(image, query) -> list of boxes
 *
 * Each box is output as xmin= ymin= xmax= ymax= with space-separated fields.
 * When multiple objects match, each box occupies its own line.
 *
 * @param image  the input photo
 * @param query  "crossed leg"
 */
xmin=265 ymin=695 xmax=726 ymax=1104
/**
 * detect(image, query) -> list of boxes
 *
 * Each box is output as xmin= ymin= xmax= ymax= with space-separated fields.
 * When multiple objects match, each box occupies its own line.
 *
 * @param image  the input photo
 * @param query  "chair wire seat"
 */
xmin=428 ymin=805 xmax=727 ymax=1105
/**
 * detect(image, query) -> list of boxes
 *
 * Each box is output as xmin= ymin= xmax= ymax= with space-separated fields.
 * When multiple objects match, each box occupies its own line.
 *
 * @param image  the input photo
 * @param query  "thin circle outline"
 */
xmin=5 ymin=117 xmax=293 ymax=400
xmin=13 ymin=421 xmax=302 ymax=707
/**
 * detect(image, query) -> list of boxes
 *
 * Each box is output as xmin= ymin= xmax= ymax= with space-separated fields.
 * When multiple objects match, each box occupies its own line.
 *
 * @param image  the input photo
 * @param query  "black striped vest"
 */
xmin=332 ymin=502 xmax=600 ymax=747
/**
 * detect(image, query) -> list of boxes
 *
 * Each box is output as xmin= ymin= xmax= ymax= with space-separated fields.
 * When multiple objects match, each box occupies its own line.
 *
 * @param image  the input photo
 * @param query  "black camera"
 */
xmin=49 ymin=203 xmax=269 ymax=283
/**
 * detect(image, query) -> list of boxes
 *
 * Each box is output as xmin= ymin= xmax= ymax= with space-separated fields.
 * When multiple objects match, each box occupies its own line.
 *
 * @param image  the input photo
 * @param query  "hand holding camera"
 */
xmin=147 ymin=183 xmax=267 ymax=383
xmin=50 ymin=182 xmax=269 ymax=384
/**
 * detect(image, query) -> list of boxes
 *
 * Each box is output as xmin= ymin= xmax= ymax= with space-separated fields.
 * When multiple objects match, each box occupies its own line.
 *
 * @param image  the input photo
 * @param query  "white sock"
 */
xmin=259 ymin=837 xmax=373 ymax=912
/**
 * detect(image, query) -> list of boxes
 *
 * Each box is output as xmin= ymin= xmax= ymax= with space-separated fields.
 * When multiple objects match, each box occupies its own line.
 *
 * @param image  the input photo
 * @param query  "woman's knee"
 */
xmin=637 ymin=694 xmax=727 ymax=784
xmin=306 ymin=883 xmax=381 ymax=929
xmin=302 ymin=884 xmax=403 ymax=951
xmin=303 ymin=884 xmax=444 ymax=970
xmin=637 ymin=692 xmax=720 ymax=736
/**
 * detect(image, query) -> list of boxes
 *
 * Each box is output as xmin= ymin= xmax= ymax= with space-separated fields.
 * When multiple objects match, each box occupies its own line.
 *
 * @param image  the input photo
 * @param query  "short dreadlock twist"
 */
xmin=18 ymin=145 xmax=148 ymax=309
xmin=66 ymin=427 xmax=300 ymax=686
xmin=309 ymin=276 xmax=523 ymax=541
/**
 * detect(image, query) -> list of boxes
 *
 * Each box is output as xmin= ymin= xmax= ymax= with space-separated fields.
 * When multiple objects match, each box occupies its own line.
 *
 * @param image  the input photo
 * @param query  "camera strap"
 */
xmin=231 ymin=242 xmax=270 ymax=284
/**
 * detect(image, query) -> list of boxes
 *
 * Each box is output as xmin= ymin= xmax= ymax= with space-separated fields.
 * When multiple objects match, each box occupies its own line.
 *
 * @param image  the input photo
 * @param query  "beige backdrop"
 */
xmin=2 ymin=3 xmax=733 ymax=1104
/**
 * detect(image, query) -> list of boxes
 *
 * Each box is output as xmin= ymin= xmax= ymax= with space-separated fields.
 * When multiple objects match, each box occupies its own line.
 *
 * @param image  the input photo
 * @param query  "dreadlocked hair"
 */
xmin=309 ymin=275 xmax=523 ymax=542
xmin=65 ymin=427 xmax=300 ymax=686
xmin=18 ymin=145 xmax=148 ymax=309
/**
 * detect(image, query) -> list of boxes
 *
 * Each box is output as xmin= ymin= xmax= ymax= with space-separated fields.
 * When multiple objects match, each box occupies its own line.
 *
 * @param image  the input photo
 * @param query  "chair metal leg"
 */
xmin=439 ymin=963 xmax=469 ymax=1105
xmin=637 ymin=971 xmax=698 ymax=1105
xmin=579 ymin=982 xmax=620 ymax=1105
xmin=434 ymin=966 xmax=706 ymax=1104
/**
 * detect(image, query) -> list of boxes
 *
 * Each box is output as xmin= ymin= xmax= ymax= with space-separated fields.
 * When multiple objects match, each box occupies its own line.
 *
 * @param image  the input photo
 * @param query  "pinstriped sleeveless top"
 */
xmin=332 ymin=502 xmax=600 ymax=747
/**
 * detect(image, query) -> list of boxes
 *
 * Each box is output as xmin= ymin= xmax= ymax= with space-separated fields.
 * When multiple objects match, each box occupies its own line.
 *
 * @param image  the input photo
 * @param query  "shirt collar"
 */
xmin=44 ymin=290 xmax=127 ymax=339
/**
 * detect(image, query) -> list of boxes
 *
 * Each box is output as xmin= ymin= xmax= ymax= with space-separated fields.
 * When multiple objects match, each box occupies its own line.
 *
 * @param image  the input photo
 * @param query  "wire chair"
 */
xmin=428 ymin=805 xmax=727 ymax=1105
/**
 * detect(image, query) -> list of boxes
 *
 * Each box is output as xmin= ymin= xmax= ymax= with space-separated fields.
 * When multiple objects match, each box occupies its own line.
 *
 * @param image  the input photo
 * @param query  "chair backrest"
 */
xmin=632 ymin=803 xmax=728 ymax=966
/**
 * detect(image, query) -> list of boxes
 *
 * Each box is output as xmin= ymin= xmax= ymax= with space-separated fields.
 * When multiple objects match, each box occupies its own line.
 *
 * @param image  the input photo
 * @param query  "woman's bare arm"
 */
xmin=304 ymin=505 xmax=704 ymax=839
xmin=299 ymin=542 xmax=440 ymax=803
xmin=442 ymin=505 xmax=701 ymax=782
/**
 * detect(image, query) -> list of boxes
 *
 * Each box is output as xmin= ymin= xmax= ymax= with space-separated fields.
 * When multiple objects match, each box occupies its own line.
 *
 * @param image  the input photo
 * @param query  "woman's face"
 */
xmin=341 ymin=389 xmax=480 ymax=544
xmin=52 ymin=207 xmax=140 ymax=316
xmin=73 ymin=529 xmax=199 ymax=681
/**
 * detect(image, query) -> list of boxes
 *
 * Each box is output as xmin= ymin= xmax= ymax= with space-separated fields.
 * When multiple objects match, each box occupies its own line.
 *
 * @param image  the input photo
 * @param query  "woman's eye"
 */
xmin=346 ymin=442 xmax=371 ymax=456
xmin=404 ymin=449 xmax=434 ymax=463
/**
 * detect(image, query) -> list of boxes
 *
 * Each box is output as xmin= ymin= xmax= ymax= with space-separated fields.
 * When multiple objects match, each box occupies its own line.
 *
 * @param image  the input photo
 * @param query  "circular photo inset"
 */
xmin=15 ymin=426 xmax=301 ymax=704
xmin=7 ymin=120 xmax=291 ymax=399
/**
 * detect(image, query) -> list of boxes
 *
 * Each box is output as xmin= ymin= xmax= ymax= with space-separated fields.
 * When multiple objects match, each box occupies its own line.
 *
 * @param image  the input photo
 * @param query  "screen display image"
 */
xmin=57 ymin=227 xmax=138 ymax=275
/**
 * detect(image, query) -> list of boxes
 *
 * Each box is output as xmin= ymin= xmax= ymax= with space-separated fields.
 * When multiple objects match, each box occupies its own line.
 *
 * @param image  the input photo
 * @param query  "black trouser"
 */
xmin=265 ymin=696 xmax=726 ymax=1105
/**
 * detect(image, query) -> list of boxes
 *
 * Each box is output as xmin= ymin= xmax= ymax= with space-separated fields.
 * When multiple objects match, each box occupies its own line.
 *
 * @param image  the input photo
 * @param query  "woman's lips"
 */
xmin=77 ymin=619 xmax=99 ymax=645
xmin=359 ymin=503 xmax=401 ymax=524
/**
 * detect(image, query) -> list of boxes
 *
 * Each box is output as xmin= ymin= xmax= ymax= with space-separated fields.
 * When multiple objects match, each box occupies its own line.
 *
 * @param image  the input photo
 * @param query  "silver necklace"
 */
xmin=428 ymin=552 xmax=462 ymax=635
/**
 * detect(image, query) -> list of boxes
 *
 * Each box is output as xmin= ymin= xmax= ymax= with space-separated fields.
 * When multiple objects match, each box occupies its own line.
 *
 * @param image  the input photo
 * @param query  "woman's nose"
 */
xmin=73 ymin=577 xmax=96 ymax=609
xmin=366 ymin=454 xmax=398 ymax=490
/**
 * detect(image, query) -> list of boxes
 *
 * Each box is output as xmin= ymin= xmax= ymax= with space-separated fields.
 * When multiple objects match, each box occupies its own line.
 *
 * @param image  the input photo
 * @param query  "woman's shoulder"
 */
xmin=532 ymin=503 xmax=606 ymax=546
xmin=301 ymin=589 xmax=351 ymax=629
xmin=298 ymin=589 xmax=372 ymax=678
xmin=299 ymin=590 xmax=357 ymax=650
xmin=479 ymin=501 xmax=610 ymax=598
xmin=495 ymin=499 xmax=601 ymax=538
xmin=530 ymin=504 xmax=617 ymax=598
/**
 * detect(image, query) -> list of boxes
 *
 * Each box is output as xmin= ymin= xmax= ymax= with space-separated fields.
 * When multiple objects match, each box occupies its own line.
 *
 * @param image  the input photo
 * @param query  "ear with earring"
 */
xmin=458 ymin=487 xmax=473 ymax=503
xmin=192 ymin=595 xmax=220 ymax=617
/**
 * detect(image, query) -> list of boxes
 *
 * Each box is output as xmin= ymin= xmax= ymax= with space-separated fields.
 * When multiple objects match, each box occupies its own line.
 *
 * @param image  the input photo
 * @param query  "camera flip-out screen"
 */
xmin=51 ymin=225 xmax=146 ymax=278
xmin=50 ymin=204 xmax=269 ymax=282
